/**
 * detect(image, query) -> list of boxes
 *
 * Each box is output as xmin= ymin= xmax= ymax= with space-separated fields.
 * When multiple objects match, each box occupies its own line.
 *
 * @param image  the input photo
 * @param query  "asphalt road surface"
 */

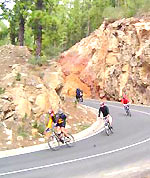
xmin=0 ymin=100 xmax=150 ymax=178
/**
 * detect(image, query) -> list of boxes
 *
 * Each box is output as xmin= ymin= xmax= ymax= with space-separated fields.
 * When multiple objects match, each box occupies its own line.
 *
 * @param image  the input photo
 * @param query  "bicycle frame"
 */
xmin=123 ymin=104 xmax=131 ymax=116
xmin=124 ymin=104 xmax=129 ymax=111
xmin=48 ymin=126 xmax=75 ymax=150
xmin=103 ymin=116 xmax=113 ymax=136
xmin=50 ymin=125 xmax=70 ymax=143
xmin=50 ymin=126 xmax=62 ymax=141
xmin=103 ymin=116 xmax=109 ymax=125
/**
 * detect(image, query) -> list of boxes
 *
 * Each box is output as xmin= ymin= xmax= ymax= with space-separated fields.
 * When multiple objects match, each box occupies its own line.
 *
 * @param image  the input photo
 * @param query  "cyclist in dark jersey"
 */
xmin=55 ymin=109 xmax=70 ymax=138
xmin=98 ymin=102 xmax=113 ymax=128
xmin=45 ymin=109 xmax=69 ymax=139
xmin=76 ymin=88 xmax=83 ymax=102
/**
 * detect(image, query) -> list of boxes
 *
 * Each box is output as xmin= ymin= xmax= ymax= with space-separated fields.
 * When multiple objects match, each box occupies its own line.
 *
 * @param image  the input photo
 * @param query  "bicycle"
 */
xmin=48 ymin=126 xmax=75 ymax=151
xmin=103 ymin=116 xmax=113 ymax=136
xmin=76 ymin=94 xmax=83 ymax=103
xmin=77 ymin=96 xmax=83 ymax=102
xmin=124 ymin=104 xmax=131 ymax=117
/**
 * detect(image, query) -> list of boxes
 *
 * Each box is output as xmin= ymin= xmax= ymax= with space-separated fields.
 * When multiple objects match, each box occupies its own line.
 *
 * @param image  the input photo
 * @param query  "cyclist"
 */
xmin=45 ymin=109 xmax=56 ymax=133
xmin=45 ymin=109 xmax=69 ymax=141
xmin=76 ymin=88 xmax=83 ymax=102
xmin=98 ymin=102 xmax=113 ymax=128
xmin=121 ymin=94 xmax=130 ymax=112
xmin=55 ymin=109 xmax=70 ymax=139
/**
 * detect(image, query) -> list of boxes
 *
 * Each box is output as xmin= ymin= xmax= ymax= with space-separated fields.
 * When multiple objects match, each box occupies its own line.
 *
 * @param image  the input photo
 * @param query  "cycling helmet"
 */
xmin=48 ymin=109 xmax=54 ymax=114
xmin=100 ymin=102 xmax=105 ymax=107
xmin=123 ymin=94 xmax=127 ymax=99
xmin=57 ymin=109 xmax=63 ymax=115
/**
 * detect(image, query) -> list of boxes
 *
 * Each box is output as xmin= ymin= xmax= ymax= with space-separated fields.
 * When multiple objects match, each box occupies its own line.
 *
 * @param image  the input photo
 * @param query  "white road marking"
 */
xmin=87 ymin=98 xmax=150 ymax=108
xmin=108 ymin=104 xmax=150 ymax=116
xmin=0 ymin=137 xmax=150 ymax=176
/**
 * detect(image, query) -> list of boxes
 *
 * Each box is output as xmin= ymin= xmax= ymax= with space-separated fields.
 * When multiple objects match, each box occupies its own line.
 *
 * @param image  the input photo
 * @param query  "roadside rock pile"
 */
xmin=0 ymin=95 xmax=16 ymax=121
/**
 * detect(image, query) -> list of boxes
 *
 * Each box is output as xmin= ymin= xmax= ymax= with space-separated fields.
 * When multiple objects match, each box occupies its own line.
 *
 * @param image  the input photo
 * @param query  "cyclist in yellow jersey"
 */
xmin=45 ymin=109 xmax=56 ymax=132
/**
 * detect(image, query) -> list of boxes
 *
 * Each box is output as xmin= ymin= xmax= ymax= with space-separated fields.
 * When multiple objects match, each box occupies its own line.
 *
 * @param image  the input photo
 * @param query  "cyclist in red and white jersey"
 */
xmin=121 ymin=94 xmax=130 ymax=113
xmin=121 ymin=94 xmax=129 ymax=104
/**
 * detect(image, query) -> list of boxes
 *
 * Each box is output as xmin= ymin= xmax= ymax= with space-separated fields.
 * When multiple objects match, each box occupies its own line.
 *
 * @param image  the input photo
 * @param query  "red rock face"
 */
xmin=59 ymin=51 xmax=90 ymax=76
xmin=61 ymin=74 xmax=91 ymax=97
xmin=58 ymin=28 xmax=104 ymax=98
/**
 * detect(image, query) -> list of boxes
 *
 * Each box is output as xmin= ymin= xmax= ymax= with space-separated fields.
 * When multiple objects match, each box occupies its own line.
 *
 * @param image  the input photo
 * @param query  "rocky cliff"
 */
xmin=59 ymin=17 xmax=150 ymax=105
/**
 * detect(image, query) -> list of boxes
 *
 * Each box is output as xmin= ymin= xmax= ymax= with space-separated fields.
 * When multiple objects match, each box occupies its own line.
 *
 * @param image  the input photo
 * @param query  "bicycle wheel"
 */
xmin=126 ymin=109 xmax=131 ymax=117
xmin=48 ymin=135 xmax=60 ymax=151
xmin=65 ymin=133 xmax=75 ymax=147
xmin=109 ymin=126 xmax=113 ymax=134
xmin=104 ymin=123 xmax=112 ymax=136
xmin=128 ymin=109 xmax=131 ymax=117
xmin=105 ymin=127 xmax=111 ymax=136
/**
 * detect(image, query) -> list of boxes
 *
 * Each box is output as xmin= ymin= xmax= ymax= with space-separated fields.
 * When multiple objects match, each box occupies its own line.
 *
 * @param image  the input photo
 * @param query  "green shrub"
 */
xmin=37 ymin=123 xmax=45 ymax=134
xmin=136 ymin=1 xmax=150 ymax=16
xmin=74 ymin=100 xmax=78 ymax=108
xmin=0 ymin=87 xmax=5 ymax=95
xmin=32 ymin=120 xmax=45 ymax=134
xmin=32 ymin=120 xmax=38 ymax=128
xmin=39 ymin=72 xmax=45 ymax=79
xmin=0 ymin=21 xmax=9 ymax=46
xmin=77 ymin=124 xmax=90 ymax=132
xmin=43 ymin=45 xmax=64 ymax=60
xmin=22 ymin=113 xmax=28 ymax=123
xmin=15 ymin=73 xmax=21 ymax=81
xmin=28 ymin=56 xmax=48 ymax=66
xmin=102 ymin=6 xmax=126 ymax=20
xmin=17 ymin=126 xmax=29 ymax=138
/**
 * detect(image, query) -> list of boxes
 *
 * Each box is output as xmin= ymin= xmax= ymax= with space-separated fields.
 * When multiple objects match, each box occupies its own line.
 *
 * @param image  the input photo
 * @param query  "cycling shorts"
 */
xmin=56 ymin=121 xmax=66 ymax=128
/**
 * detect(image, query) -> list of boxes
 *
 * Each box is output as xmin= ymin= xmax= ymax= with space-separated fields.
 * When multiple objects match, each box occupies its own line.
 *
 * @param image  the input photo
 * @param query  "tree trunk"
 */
xmin=35 ymin=0 xmax=43 ymax=57
xmin=111 ymin=0 xmax=116 ymax=7
xmin=10 ymin=23 xmax=16 ymax=45
xmin=124 ymin=0 xmax=128 ymax=7
xmin=18 ymin=15 xmax=25 ymax=46
xmin=35 ymin=25 xmax=42 ymax=56
xmin=10 ymin=32 xmax=16 ymax=45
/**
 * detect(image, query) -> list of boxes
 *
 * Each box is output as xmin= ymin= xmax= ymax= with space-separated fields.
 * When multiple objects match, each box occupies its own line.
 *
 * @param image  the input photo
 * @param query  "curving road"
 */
xmin=0 ymin=100 xmax=150 ymax=178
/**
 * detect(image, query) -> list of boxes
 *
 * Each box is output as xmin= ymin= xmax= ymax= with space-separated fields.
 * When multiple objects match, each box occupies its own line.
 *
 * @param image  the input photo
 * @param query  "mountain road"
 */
xmin=0 ymin=99 xmax=150 ymax=178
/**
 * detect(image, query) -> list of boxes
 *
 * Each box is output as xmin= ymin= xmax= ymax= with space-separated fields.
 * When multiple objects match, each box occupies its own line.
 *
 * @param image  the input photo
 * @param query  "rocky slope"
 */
xmin=0 ymin=45 xmax=96 ymax=151
xmin=59 ymin=17 xmax=150 ymax=105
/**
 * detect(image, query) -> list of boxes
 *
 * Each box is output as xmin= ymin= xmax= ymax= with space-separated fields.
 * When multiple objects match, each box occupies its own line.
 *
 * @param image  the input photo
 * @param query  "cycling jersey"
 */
xmin=46 ymin=111 xmax=67 ymax=130
xmin=47 ymin=114 xmax=56 ymax=129
xmin=55 ymin=113 xmax=66 ymax=127
xmin=57 ymin=118 xmax=64 ymax=124
xmin=121 ymin=98 xmax=129 ymax=104
xmin=76 ymin=88 xmax=83 ymax=98
xmin=98 ymin=105 xmax=109 ymax=117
